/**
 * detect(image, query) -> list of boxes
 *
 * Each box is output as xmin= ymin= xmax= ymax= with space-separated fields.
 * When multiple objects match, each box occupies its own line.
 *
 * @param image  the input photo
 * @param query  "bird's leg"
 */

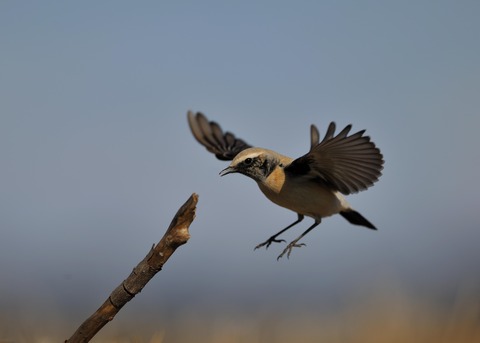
xmin=254 ymin=214 xmax=304 ymax=250
xmin=277 ymin=220 xmax=320 ymax=260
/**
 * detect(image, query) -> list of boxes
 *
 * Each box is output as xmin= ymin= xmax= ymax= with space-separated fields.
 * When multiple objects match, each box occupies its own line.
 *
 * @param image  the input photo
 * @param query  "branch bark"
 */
xmin=65 ymin=193 xmax=199 ymax=343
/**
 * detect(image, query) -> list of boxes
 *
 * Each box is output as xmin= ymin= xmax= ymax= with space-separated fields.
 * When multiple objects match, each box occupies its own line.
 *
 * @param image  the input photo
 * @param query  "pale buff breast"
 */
xmin=257 ymin=166 xmax=350 ymax=220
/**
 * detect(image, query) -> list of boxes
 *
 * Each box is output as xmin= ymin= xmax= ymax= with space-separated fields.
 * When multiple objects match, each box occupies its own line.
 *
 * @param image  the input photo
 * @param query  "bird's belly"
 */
xmin=258 ymin=181 xmax=346 ymax=220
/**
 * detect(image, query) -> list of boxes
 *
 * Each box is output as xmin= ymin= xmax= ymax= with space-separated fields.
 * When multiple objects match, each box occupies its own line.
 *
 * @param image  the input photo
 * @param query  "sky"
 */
xmin=1 ymin=0 xmax=479 ymax=333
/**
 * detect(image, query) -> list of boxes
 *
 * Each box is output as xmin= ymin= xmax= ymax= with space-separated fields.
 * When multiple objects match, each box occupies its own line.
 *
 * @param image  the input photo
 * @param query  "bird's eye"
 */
xmin=244 ymin=157 xmax=253 ymax=165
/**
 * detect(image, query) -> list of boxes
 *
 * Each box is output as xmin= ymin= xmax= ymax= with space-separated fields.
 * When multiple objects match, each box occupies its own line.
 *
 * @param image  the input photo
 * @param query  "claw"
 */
xmin=277 ymin=242 xmax=306 ymax=260
xmin=254 ymin=237 xmax=286 ymax=250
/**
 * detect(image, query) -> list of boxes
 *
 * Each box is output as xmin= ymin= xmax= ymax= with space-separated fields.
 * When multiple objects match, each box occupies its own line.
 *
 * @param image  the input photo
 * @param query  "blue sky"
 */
xmin=1 ymin=0 xmax=479 ymax=328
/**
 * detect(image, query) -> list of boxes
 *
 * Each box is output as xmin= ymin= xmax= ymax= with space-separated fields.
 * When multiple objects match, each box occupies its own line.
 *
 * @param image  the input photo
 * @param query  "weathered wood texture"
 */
xmin=65 ymin=193 xmax=198 ymax=343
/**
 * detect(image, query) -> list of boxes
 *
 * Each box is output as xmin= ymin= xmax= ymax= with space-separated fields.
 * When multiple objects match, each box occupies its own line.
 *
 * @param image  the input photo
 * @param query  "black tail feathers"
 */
xmin=340 ymin=210 xmax=377 ymax=230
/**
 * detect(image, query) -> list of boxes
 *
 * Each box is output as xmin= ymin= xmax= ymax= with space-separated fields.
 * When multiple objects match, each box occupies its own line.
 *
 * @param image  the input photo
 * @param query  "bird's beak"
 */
xmin=219 ymin=166 xmax=236 ymax=177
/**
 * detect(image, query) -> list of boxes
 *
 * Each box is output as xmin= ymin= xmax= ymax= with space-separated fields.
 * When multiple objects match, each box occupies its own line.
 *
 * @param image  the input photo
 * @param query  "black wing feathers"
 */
xmin=286 ymin=122 xmax=384 ymax=195
xmin=310 ymin=125 xmax=319 ymax=150
xmin=188 ymin=111 xmax=384 ymax=194
xmin=187 ymin=111 xmax=251 ymax=161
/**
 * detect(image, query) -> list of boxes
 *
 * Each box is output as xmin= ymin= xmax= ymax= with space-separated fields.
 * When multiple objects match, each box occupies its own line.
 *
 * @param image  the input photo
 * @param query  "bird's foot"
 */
xmin=277 ymin=241 xmax=306 ymax=260
xmin=254 ymin=237 xmax=286 ymax=250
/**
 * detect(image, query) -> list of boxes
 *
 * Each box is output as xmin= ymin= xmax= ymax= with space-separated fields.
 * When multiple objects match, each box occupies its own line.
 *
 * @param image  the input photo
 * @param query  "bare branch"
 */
xmin=65 ymin=193 xmax=199 ymax=343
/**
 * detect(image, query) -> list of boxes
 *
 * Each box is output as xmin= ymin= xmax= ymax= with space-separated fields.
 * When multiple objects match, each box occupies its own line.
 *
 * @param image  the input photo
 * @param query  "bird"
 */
xmin=187 ymin=111 xmax=384 ymax=259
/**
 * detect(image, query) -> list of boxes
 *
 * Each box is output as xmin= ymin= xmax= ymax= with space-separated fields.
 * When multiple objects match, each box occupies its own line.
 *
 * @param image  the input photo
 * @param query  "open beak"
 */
xmin=219 ymin=166 xmax=236 ymax=176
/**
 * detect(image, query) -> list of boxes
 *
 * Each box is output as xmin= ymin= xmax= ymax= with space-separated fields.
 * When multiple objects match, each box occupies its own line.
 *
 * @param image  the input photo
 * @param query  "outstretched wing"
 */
xmin=310 ymin=124 xmax=319 ymax=150
xmin=187 ymin=111 xmax=252 ymax=161
xmin=285 ymin=122 xmax=384 ymax=195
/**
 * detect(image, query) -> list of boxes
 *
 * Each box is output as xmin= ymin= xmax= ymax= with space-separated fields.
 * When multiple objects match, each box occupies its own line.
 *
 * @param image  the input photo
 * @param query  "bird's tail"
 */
xmin=340 ymin=210 xmax=377 ymax=230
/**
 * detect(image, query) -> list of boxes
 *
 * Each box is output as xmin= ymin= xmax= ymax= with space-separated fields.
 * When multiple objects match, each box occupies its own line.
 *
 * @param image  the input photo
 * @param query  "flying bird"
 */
xmin=187 ymin=111 xmax=384 ymax=259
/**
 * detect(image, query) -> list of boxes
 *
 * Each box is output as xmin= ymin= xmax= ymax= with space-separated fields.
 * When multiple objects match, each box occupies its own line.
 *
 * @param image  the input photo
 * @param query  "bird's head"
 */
xmin=219 ymin=148 xmax=283 ymax=183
